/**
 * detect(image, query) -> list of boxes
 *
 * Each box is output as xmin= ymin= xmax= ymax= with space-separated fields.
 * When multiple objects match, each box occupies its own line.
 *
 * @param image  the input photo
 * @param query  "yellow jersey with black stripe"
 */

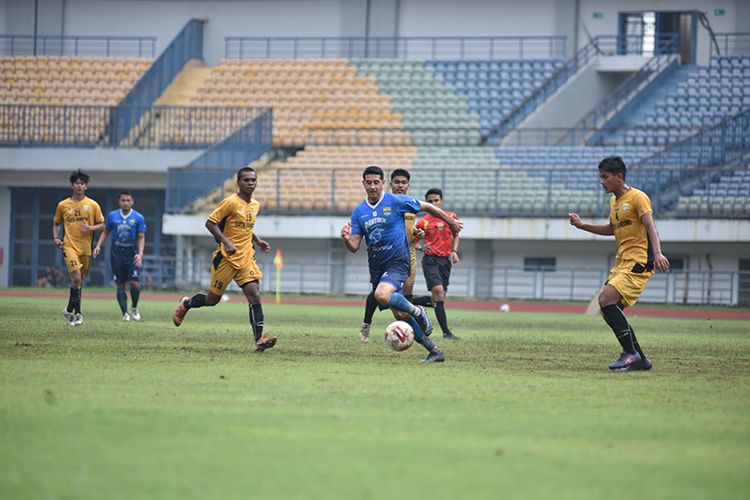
xmin=208 ymin=194 xmax=260 ymax=270
xmin=53 ymin=196 xmax=104 ymax=256
xmin=609 ymin=187 xmax=654 ymax=268
xmin=404 ymin=211 xmax=417 ymax=248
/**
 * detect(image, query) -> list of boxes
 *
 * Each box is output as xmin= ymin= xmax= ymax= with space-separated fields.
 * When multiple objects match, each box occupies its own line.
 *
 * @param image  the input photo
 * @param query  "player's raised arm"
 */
xmin=641 ymin=214 xmax=669 ymax=272
xmin=568 ymin=212 xmax=614 ymax=236
xmin=205 ymin=219 xmax=237 ymax=255
xmin=419 ymin=201 xmax=463 ymax=235
xmin=340 ymin=222 xmax=362 ymax=253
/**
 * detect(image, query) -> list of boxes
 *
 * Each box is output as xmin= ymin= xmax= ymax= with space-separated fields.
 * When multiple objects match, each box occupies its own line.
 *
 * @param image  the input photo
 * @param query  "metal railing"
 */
xmin=0 ymin=104 xmax=264 ymax=149
xmin=486 ymin=34 xmax=683 ymax=144
xmin=631 ymin=109 xmax=750 ymax=209
xmin=166 ymin=256 xmax=748 ymax=306
xmin=224 ymin=36 xmax=566 ymax=60
xmin=712 ymin=32 xmax=750 ymax=56
xmin=217 ymin=165 xmax=747 ymax=219
xmin=569 ymin=50 xmax=680 ymax=146
xmin=0 ymin=35 xmax=156 ymax=57
xmin=166 ymin=108 xmax=273 ymax=212
xmin=112 ymin=19 xmax=204 ymax=145
xmin=494 ymin=125 xmax=704 ymax=147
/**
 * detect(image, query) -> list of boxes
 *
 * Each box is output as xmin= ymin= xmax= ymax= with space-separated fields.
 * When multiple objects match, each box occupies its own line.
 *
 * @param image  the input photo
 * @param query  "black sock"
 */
xmin=363 ymin=292 xmax=378 ymax=325
xmin=187 ymin=291 xmax=207 ymax=309
xmin=411 ymin=296 xmax=433 ymax=307
xmin=601 ymin=304 xmax=636 ymax=355
xmin=249 ymin=302 xmax=264 ymax=341
xmin=435 ymin=301 xmax=450 ymax=334
xmin=629 ymin=324 xmax=645 ymax=359
xmin=131 ymin=285 xmax=141 ymax=308
xmin=70 ymin=287 xmax=82 ymax=314
xmin=67 ymin=287 xmax=76 ymax=313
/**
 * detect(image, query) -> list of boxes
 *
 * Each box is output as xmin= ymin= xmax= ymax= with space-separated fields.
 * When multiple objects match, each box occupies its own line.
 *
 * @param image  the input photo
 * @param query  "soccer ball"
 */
xmin=384 ymin=321 xmax=415 ymax=351
xmin=499 ymin=303 xmax=510 ymax=313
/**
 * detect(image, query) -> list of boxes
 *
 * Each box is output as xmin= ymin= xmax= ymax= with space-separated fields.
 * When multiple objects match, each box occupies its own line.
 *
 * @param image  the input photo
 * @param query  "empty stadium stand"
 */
xmin=427 ymin=59 xmax=564 ymax=136
xmin=0 ymin=56 xmax=150 ymax=105
xmin=618 ymin=56 xmax=750 ymax=146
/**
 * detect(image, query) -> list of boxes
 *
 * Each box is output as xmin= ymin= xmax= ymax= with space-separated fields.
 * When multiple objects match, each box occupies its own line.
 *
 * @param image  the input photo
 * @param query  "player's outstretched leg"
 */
xmin=406 ymin=317 xmax=444 ymax=364
xmin=173 ymin=291 xmax=208 ymax=326
xmin=359 ymin=292 xmax=379 ymax=342
xmin=386 ymin=292 xmax=433 ymax=336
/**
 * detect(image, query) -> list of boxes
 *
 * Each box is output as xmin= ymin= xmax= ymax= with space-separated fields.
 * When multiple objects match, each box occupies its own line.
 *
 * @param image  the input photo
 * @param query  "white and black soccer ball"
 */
xmin=384 ymin=321 xmax=415 ymax=351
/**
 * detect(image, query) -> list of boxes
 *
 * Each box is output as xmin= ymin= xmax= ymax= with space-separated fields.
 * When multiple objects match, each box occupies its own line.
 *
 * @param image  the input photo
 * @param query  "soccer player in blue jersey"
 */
xmin=93 ymin=191 xmax=146 ymax=321
xmin=341 ymin=165 xmax=462 ymax=364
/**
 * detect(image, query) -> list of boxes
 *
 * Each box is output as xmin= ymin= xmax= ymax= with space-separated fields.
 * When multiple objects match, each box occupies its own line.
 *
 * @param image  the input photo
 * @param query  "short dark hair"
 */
xmin=363 ymin=165 xmax=384 ymax=180
xmin=236 ymin=167 xmax=256 ymax=180
xmin=69 ymin=169 xmax=90 ymax=185
xmin=119 ymin=191 xmax=133 ymax=199
xmin=390 ymin=169 xmax=410 ymax=181
xmin=425 ymin=187 xmax=443 ymax=200
xmin=598 ymin=155 xmax=627 ymax=180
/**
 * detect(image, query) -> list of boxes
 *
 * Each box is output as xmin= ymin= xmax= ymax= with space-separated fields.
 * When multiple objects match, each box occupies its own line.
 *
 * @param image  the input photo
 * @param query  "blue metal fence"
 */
xmin=0 ymin=104 xmax=265 ymax=149
xmin=111 ymin=19 xmax=205 ymax=145
xmin=486 ymin=34 xmax=682 ymax=144
xmin=166 ymin=108 xmax=273 ymax=212
xmin=225 ymin=36 xmax=566 ymax=60
xmin=0 ymin=35 xmax=156 ymax=57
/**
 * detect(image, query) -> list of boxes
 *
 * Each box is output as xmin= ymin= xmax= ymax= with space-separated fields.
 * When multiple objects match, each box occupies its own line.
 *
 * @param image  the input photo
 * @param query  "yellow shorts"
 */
xmin=404 ymin=249 xmax=417 ymax=291
xmin=208 ymin=248 xmax=263 ymax=296
xmin=606 ymin=263 xmax=653 ymax=308
xmin=62 ymin=246 xmax=91 ymax=277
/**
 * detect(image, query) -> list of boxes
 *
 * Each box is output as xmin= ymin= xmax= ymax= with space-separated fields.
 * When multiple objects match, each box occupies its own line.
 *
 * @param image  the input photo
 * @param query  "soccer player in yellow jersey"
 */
xmin=172 ymin=167 xmax=277 ymax=352
xmin=358 ymin=169 xmax=423 ymax=342
xmin=53 ymin=169 xmax=105 ymax=326
xmin=569 ymin=156 xmax=669 ymax=371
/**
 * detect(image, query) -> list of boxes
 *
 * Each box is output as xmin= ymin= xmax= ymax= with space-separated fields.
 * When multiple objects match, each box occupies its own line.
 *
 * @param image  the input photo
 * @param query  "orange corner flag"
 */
xmin=274 ymin=249 xmax=283 ymax=270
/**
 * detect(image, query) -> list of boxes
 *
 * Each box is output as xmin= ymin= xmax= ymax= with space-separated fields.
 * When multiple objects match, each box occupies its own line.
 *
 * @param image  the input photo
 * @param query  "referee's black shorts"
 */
xmin=422 ymin=254 xmax=452 ymax=291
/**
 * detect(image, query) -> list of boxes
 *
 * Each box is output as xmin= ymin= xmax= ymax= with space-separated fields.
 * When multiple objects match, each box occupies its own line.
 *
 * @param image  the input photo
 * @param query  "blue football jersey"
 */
xmin=350 ymin=192 xmax=421 ymax=271
xmin=105 ymin=209 xmax=147 ymax=252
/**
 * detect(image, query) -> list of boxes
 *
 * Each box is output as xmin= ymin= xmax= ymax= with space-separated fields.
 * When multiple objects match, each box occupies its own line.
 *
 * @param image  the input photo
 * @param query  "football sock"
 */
xmin=66 ymin=287 xmax=77 ymax=313
xmin=187 ymin=291 xmax=208 ymax=309
xmin=629 ymin=324 xmax=645 ymax=359
xmin=408 ymin=317 xmax=436 ymax=352
xmin=116 ymin=288 xmax=128 ymax=314
xmin=70 ymin=287 xmax=82 ymax=315
xmin=130 ymin=285 xmax=141 ymax=308
xmin=249 ymin=302 xmax=264 ymax=341
xmin=601 ymin=304 xmax=636 ymax=355
xmin=387 ymin=292 xmax=416 ymax=315
xmin=411 ymin=296 xmax=433 ymax=307
xmin=363 ymin=292 xmax=378 ymax=325
xmin=435 ymin=301 xmax=450 ymax=334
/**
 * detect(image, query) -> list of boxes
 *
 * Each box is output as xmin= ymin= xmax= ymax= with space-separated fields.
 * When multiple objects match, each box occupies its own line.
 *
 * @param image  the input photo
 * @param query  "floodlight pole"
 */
xmin=33 ymin=0 xmax=40 ymax=55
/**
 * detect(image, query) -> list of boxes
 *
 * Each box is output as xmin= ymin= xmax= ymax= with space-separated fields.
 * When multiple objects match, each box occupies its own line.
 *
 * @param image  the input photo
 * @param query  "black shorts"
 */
xmin=422 ymin=255 xmax=452 ymax=291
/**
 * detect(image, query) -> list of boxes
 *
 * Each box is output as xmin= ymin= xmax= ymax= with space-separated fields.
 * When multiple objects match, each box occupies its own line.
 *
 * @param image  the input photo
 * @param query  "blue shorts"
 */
xmin=111 ymin=251 xmax=141 ymax=284
xmin=370 ymin=265 xmax=410 ymax=293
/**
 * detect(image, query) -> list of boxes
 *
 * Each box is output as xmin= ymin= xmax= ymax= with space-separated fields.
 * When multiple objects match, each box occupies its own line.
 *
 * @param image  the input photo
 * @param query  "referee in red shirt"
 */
xmin=415 ymin=188 xmax=460 ymax=340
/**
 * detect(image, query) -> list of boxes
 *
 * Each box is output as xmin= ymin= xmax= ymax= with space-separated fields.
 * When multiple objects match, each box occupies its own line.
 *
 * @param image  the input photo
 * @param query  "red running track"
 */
xmin=2 ymin=290 xmax=749 ymax=321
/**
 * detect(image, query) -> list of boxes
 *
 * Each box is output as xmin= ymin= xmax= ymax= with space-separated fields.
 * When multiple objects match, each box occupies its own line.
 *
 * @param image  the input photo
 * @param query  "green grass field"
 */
xmin=1 ymin=295 xmax=749 ymax=499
